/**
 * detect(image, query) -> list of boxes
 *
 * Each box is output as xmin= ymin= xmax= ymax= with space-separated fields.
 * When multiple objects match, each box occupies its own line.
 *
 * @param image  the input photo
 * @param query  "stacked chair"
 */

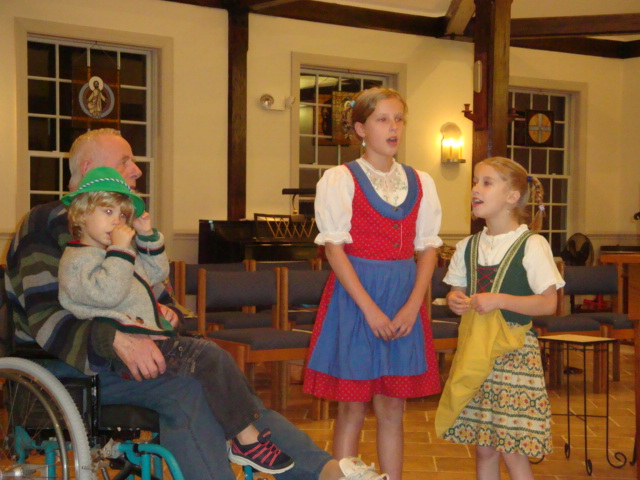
xmin=533 ymin=262 xmax=619 ymax=392
xmin=425 ymin=266 xmax=460 ymax=370
xmin=197 ymin=267 xmax=311 ymax=411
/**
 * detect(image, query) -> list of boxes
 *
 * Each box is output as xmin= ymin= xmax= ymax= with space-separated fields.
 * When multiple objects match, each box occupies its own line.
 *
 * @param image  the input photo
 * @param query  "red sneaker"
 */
xmin=228 ymin=428 xmax=294 ymax=474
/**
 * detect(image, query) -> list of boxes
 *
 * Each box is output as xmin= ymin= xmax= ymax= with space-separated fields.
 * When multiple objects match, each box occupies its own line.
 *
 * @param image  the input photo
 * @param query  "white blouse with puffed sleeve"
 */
xmin=314 ymin=158 xmax=443 ymax=251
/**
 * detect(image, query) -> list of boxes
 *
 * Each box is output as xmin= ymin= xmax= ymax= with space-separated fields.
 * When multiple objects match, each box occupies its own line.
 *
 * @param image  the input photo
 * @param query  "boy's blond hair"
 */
xmin=67 ymin=191 xmax=135 ymax=240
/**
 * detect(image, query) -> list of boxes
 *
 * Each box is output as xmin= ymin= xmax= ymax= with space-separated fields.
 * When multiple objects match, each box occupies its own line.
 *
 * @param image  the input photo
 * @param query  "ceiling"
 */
xmin=164 ymin=0 xmax=640 ymax=58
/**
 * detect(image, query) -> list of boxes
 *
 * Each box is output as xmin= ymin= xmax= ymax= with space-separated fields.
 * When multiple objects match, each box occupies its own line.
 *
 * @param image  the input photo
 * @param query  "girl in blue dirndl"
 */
xmin=303 ymin=87 xmax=442 ymax=479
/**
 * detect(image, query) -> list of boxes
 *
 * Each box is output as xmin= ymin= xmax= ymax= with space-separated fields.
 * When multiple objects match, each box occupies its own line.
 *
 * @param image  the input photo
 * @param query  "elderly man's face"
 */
xmin=94 ymin=135 xmax=142 ymax=189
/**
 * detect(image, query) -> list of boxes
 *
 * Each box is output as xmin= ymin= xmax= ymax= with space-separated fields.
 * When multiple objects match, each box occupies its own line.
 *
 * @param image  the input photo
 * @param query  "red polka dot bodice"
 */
xmin=344 ymin=167 xmax=423 ymax=261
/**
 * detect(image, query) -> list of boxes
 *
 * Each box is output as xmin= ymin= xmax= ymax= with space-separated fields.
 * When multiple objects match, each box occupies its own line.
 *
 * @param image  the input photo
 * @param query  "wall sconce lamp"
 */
xmin=440 ymin=122 xmax=465 ymax=163
xmin=259 ymin=94 xmax=296 ymax=111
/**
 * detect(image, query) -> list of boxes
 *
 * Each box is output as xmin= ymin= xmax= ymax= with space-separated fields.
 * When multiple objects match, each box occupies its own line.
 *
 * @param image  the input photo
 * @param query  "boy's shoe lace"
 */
xmin=338 ymin=456 xmax=389 ymax=480
xmin=228 ymin=428 xmax=295 ymax=474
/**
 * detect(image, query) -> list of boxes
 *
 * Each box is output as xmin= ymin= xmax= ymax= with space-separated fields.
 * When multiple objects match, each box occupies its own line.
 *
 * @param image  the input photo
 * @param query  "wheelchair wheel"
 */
xmin=0 ymin=357 xmax=93 ymax=480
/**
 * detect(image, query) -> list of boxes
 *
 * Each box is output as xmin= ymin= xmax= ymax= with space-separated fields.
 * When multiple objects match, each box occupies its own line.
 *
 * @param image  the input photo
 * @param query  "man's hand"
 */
xmin=133 ymin=212 xmax=154 ymax=236
xmin=110 ymin=224 xmax=135 ymax=248
xmin=113 ymin=331 xmax=166 ymax=381
xmin=158 ymin=303 xmax=179 ymax=328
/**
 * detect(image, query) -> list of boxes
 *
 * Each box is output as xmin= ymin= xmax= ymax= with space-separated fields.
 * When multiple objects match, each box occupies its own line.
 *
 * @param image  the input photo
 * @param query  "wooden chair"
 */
xmin=424 ymin=266 xmax=460 ymax=370
xmin=562 ymin=264 xmax=632 ymax=382
xmin=197 ymin=268 xmax=310 ymax=411
xmin=174 ymin=261 xmax=271 ymax=331
xmin=533 ymin=262 xmax=606 ymax=392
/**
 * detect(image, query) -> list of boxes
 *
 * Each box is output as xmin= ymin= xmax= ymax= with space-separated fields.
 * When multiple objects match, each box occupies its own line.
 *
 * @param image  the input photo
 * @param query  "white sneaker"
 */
xmin=338 ymin=457 xmax=389 ymax=480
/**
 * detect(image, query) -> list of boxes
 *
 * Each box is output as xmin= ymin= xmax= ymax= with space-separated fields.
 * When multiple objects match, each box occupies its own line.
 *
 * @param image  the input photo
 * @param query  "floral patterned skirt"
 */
xmin=442 ymin=329 xmax=552 ymax=458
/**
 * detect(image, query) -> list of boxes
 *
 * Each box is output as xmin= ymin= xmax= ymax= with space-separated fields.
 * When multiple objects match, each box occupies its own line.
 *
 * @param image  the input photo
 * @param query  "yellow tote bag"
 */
xmin=434 ymin=309 xmax=530 ymax=437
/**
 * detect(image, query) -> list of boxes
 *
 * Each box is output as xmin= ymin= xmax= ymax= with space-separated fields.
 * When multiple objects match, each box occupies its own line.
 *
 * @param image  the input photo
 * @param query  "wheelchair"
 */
xmin=0 ymin=270 xmax=264 ymax=480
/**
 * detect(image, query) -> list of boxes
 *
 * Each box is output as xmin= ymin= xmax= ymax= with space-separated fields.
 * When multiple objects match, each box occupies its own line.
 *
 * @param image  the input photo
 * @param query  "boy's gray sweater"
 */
xmin=59 ymin=231 xmax=174 ymax=335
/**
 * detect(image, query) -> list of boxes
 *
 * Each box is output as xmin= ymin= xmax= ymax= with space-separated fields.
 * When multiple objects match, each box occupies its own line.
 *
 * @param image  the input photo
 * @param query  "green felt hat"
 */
xmin=61 ymin=166 xmax=145 ymax=217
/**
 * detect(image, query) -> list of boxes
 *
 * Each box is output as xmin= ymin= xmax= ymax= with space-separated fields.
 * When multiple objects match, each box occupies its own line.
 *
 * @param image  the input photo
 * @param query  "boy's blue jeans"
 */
xmin=44 ymin=336 xmax=332 ymax=480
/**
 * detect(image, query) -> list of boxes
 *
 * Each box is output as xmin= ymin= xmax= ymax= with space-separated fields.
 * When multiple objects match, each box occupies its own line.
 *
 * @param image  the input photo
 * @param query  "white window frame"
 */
xmin=14 ymin=18 xmax=175 ymax=242
xmin=290 ymin=53 xmax=407 ymax=212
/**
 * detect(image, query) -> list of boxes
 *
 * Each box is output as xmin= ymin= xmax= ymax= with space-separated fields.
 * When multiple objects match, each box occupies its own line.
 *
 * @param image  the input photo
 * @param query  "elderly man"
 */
xmin=5 ymin=129 xmax=387 ymax=480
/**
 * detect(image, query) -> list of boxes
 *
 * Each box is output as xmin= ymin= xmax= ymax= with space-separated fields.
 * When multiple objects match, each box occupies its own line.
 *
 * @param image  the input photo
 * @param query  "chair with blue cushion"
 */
xmin=533 ymin=262 xmax=607 ymax=391
xmin=197 ymin=268 xmax=310 ymax=411
xmin=562 ymin=264 xmax=632 ymax=381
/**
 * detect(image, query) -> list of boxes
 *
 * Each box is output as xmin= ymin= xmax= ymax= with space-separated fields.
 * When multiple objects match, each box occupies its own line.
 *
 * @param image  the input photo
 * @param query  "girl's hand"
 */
xmin=390 ymin=304 xmax=419 ymax=339
xmin=447 ymin=290 xmax=471 ymax=315
xmin=133 ymin=212 xmax=154 ymax=236
xmin=110 ymin=224 xmax=136 ymax=248
xmin=364 ymin=308 xmax=395 ymax=341
xmin=469 ymin=293 xmax=502 ymax=314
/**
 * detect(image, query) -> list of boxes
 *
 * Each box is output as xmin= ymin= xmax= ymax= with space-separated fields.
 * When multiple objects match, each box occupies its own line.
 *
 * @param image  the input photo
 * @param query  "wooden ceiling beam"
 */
xmin=255 ymin=1 xmax=446 ymax=37
xmin=444 ymin=0 xmax=475 ymax=37
xmin=510 ymin=37 xmax=626 ymax=58
xmin=511 ymin=14 xmax=640 ymax=39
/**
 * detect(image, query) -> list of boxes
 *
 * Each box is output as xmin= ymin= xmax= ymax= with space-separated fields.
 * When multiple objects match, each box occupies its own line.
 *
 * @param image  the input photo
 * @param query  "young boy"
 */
xmin=58 ymin=166 xmax=295 ymax=474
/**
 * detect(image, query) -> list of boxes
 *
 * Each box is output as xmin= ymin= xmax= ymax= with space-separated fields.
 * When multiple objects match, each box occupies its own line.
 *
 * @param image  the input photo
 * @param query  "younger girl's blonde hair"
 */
xmin=67 ymin=191 xmax=135 ymax=240
xmin=476 ymin=156 xmax=546 ymax=232
xmin=341 ymin=87 xmax=408 ymax=142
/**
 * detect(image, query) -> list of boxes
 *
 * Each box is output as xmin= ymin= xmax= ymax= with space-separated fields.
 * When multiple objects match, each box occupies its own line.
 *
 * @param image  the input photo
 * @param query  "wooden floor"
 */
xmin=248 ymin=344 xmax=637 ymax=480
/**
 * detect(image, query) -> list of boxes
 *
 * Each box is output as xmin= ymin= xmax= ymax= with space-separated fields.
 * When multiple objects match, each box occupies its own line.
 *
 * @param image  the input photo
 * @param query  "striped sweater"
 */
xmin=5 ymin=201 xmax=176 ymax=374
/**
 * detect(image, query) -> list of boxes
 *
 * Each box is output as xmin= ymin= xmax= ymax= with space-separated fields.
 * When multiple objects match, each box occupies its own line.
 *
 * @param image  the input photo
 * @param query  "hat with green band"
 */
xmin=61 ymin=166 xmax=145 ymax=217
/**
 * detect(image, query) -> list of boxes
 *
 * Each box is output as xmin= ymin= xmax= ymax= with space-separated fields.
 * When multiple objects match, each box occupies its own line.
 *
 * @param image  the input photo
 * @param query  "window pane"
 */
xmin=62 ymin=158 xmax=71 ymax=192
xmin=120 ymin=53 xmax=147 ymax=87
xmin=318 ymin=145 xmax=338 ymax=166
xmin=541 ymin=207 xmax=550 ymax=230
xmin=550 ymin=96 xmax=565 ymax=122
xmin=59 ymin=120 xmax=87 ymax=152
xmin=89 ymin=49 xmax=118 ymax=72
xmin=120 ymin=88 xmax=146 ymax=121
xmin=299 ymin=137 xmax=314 ymax=165
xmin=550 ymin=232 xmax=563 ymax=256
xmin=513 ymin=119 xmax=526 ymax=146
xmin=530 ymin=148 xmax=546 ymax=175
xmin=135 ymin=161 xmax=150 ymax=194
xmin=30 ymin=157 xmax=59 ymax=191
xmin=318 ymin=76 xmax=338 ymax=96
xmin=59 ymin=46 xmax=87 ymax=80
xmin=30 ymin=193 xmax=59 ymax=208
xmin=299 ymin=105 xmax=314 ymax=135
xmin=513 ymin=147 xmax=528 ymax=169
xmin=119 ymin=123 xmax=146 ymax=156
xmin=28 ymin=80 xmax=56 ymax=115
xmin=59 ymin=82 xmax=73 ymax=117
xmin=363 ymin=79 xmax=383 ymax=90
xmin=549 ymin=150 xmax=564 ymax=174
xmin=28 ymin=42 xmax=55 ymax=78
xmin=318 ymin=106 xmax=332 ymax=138
xmin=532 ymin=94 xmax=548 ymax=110
xmin=552 ymin=206 xmax=567 ymax=230
xmin=514 ymin=93 xmax=529 ymax=111
xmin=553 ymin=124 xmax=565 ymax=148
xmin=539 ymin=177 xmax=551 ymax=201
xmin=299 ymin=74 xmax=316 ymax=103
xmin=299 ymin=168 xmax=320 ymax=189
xmin=341 ymin=78 xmax=361 ymax=92
xmin=29 ymin=117 xmax=57 ymax=151
xmin=552 ymin=178 xmax=568 ymax=203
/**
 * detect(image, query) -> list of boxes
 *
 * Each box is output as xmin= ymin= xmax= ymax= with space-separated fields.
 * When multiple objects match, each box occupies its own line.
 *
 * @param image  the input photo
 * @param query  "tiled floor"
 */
xmin=249 ymin=344 xmax=637 ymax=480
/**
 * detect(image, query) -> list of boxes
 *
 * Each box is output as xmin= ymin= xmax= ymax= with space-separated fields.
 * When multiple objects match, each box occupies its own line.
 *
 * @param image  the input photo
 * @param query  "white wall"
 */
xmin=1 ymin=0 xmax=639 ymax=263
